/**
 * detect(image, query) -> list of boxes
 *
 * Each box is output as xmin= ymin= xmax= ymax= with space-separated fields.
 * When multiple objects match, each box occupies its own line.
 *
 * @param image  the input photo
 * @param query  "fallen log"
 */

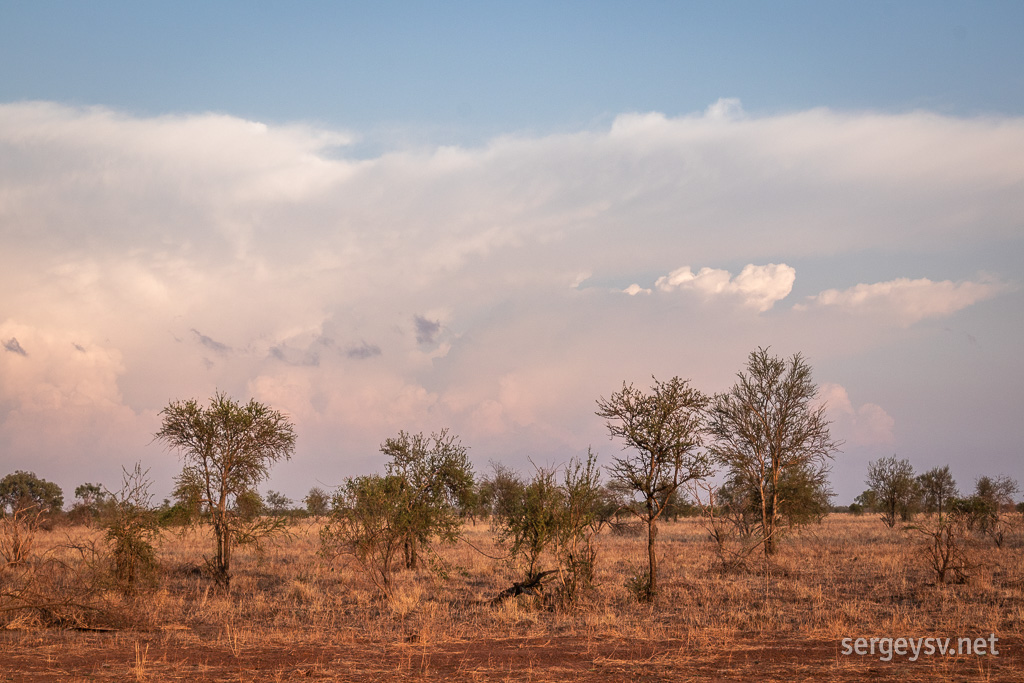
xmin=490 ymin=570 xmax=558 ymax=605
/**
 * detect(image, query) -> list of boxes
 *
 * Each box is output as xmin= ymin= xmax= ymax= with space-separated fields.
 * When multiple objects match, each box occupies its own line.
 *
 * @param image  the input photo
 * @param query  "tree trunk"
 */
xmin=404 ymin=535 xmax=418 ymax=569
xmin=213 ymin=514 xmax=232 ymax=589
xmin=759 ymin=483 xmax=774 ymax=558
xmin=647 ymin=500 xmax=658 ymax=601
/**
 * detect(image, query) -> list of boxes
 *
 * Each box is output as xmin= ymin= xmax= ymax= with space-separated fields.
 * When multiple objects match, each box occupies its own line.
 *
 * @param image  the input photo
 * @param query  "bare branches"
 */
xmin=707 ymin=348 xmax=839 ymax=557
xmin=0 ymin=502 xmax=44 ymax=567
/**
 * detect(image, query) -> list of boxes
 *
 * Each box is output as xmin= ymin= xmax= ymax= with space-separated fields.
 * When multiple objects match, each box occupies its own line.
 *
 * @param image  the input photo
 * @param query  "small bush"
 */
xmin=102 ymin=464 xmax=160 ymax=595
xmin=905 ymin=512 xmax=975 ymax=584
xmin=624 ymin=567 xmax=652 ymax=603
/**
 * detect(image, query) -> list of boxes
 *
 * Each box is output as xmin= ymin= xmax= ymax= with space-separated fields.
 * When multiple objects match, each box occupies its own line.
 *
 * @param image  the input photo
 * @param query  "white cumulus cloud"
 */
xmin=654 ymin=263 xmax=796 ymax=312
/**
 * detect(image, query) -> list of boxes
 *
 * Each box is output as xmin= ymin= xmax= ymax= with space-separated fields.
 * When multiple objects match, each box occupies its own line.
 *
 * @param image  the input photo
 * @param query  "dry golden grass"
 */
xmin=2 ymin=514 xmax=1022 ymax=681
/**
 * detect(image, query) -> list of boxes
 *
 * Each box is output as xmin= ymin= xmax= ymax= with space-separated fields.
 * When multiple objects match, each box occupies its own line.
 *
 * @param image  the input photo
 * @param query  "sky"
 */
xmin=1 ymin=1 xmax=1022 ymax=506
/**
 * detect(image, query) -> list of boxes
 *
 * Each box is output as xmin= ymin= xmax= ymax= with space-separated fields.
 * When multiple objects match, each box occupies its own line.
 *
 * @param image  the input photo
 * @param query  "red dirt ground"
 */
xmin=2 ymin=630 xmax=1020 ymax=682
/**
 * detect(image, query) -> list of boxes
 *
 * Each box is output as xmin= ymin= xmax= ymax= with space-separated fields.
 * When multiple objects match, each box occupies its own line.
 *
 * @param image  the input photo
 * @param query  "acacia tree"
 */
xmin=381 ymin=429 xmax=474 ymax=570
xmin=865 ymin=457 xmax=919 ymax=527
xmin=155 ymin=391 xmax=296 ymax=589
xmin=596 ymin=376 xmax=710 ymax=601
xmin=917 ymin=465 xmax=958 ymax=517
xmin=974 ymin=475 xmax=1019 ymax=513
xmin=968 ymin=474 xmax=1020 ymax=547
xmin=304 ymin=487 xmax=330 ymax=517
xmin=320 ymin=474 xmax=408 ymax=596
xmin=708 ymin=348 xmax=839 ymax=558
xmin=320 ymin=429 xmax=474 ymax=596
xmin=0 ymin=471 xmax=64 ymax=515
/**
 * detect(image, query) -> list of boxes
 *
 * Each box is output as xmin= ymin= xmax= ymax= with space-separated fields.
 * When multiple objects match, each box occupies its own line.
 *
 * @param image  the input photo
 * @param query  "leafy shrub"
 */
xmin=102 ymin=464 xmax=160 ymax=595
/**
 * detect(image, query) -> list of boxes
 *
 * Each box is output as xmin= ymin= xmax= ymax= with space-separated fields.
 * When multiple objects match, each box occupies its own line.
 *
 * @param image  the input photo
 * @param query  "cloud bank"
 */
xmin=0 ymin=100 xmax=1021 ymax=500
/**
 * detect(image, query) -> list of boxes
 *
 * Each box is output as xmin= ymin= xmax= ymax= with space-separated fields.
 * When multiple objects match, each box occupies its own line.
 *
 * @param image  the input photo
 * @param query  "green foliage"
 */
xmin=157 ymin=502 xmax=195 ymax=528
xmin=854 ymin=488 xmax=878 ymax=512
xmin=320 ymin=474 xmax=407 ymax=596
xmin=554 ymin=451 xmax=603 ymax=605
xmin=974 ymin=475 xmax=1019 ymax=513
xmin=264 ymin=490 xmax=293 ymax=515
xmin=865 ymin=457 xmax=919 ymax=527
xmin=707 ymin=348 xmax=839 ymax=558
xmin=917 ymin=466 xmax=958 ymax=517
xmin=479 ymin=462 xmax=525 ymax=521
xmin=380 ymin=429 xmax=475 ymax=570
xmin=0 ymin=470 xmax=64 ymax=515
xmin=624 ymin=566 xmax=653 ymax=603
xmin=70 ymin=482 xmax=110 ymax=525
xmin=949 ymin=495 xmax=993 ymax=525
xmin=773 ymin=461 xmax=833 ymax=526
xmin=304 ymin=487 xmax=329 ymax=517
xmin=320 ymin=429 xmax=474 ymax=596
xmin=491 ymin=452 xmax=605 ymax=608
xmin=952 ymin=476 xmax=1019 ymax=548
xmin=155 ymin=390 xmax=296 ymax=589
xmin=597 ymin=375 xmax=709 ymax=600
xmin=233 ymin=490 xmax=266 ymax=520
xmin=493 ymin=466 xmax=560 ymax=582
xmin=102 ymin=464 xmax=159 ymax=595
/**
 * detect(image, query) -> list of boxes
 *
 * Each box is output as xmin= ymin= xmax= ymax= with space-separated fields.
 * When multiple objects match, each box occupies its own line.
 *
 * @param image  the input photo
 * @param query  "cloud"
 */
xmin=0 ymin=320 xmax=155 ymax=483
xmin=819 ymin=383 xmax=895 ymax=448
xmin=0 ymin=101 xmax=1021 ymax=501
xmin=346 ymin=342 xmax=382 ymax=359
xmin=269 ymin=344 xmax=320 ymax=367
xmin=622 ymin=283 xmax=651 ymax=296
xmin=414 ymin=315 xmax=441 ymax=345
xmin=3 ymin=337 xmax=26 ymax=356
xmin=191 ymin=329 xmax=231 ymax=354
xmin=705 ymin=97 xmax=745 ymax=120
xmin=803 ymin=277 xmax=1002 ymax=325
xmin=653 ymin=263 xmax=796 ymax=312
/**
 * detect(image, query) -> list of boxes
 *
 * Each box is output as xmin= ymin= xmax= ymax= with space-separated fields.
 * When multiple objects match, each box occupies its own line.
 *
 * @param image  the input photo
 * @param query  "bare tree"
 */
xmin=0 ymin=502 xmax=45 ymax=567
xmin=155 ymin=391 xmax=296 ymax=589
xmin=708 ymin=348 xmax=839 ymax=557
xmin=596 ymin=376 xmax=709 ymax=600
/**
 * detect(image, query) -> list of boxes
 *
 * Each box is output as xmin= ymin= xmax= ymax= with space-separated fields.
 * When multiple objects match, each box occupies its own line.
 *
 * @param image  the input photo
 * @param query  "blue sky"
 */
xmin=1 ymin=1 xmax=1022 ymax=505
xmin=5 ymin=2 xmax=1024 ymax=141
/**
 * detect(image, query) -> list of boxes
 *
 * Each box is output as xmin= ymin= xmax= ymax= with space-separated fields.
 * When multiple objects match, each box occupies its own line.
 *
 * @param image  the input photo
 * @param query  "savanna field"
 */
xmin=3 ymin=514 xmax=1023 ymax=682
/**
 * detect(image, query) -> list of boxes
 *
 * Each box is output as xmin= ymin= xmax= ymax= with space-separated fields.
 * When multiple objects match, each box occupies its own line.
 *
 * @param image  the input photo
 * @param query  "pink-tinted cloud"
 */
xmin=802 ymin=277 xmax=1004 ymax=325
